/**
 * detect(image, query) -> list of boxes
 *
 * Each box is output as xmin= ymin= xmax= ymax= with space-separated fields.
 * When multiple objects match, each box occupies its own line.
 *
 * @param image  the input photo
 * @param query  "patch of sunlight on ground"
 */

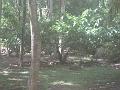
xmin=81 ymin=57 xmax=92 ymax=61
xmin=42 ymin=75 xmax=49 ymax=79
xmin=8 ymin=78 xmax=23 ymax=81
xmin=0 ymin=70 xmax=11 ymax=75
xmin=22 ymin=75 xmax=29 ymax=78
xmin=51 ymin=71 xmax=57 ymax=73
xmin=51 ymin=81 xmax=75 ymax=85
xmin=19 ymin=71 xmax=29 ymax=74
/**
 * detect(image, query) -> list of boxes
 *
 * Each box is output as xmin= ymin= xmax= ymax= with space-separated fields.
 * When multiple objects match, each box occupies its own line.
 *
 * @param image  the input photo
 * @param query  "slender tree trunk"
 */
xmin=28 ymin=0 xmax=41 ymax=90
xmin=19 ymin=0 xmax=27 ymax=66
xmin=59 ymin=0 xmax=65 ymax=55
xmin=38 ymin=2 xmax=42 ymax=20
xmin=0 ymin=0 xmax=2 ymax=57
xmin=60 ymin=0 xmax=65 ymax=19
xmin=57 ymin=0 xmax=66 ymax=64
xmin=47 ymin=0 xmax=53 ymax=19
xmin=17 ymin=0 xmax=23 ymax=66
xmin=18 ymin=0 xmax=21 ymax=21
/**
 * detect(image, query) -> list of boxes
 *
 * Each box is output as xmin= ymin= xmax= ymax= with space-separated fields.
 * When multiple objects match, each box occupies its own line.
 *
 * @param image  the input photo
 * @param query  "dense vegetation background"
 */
xmin=0 ymin=0 xmax=120 ymax=63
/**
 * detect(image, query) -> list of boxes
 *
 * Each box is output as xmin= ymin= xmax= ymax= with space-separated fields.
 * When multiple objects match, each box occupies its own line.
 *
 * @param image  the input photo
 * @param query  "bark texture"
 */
xmin=19 ymin=0 xmax=27 ymax=66
xmin=0 ymin=0 xmax=2 ymax=57
xmin=57 ymin=0 xmax=66 ymax=64
xmin=47 ymin=0 xmax=53 ymax=19
xmin=28 ymin=0 xmax=41 ymax=90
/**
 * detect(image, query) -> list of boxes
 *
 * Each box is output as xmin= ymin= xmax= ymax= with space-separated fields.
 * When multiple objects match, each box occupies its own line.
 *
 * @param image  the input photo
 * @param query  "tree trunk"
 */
xmin=57 ymin=0 xmax=66 ymax=64
xmin=38 ymin=2 xmax=42 ymax=20
xmin=0 ymin=0 xmax=2 ymax=57
xmin=19 ymin=0 xmax=27 ymax=66
xmin=60 ymin=0 xmax=65 ymax=19
xmin=57 ymin=46 xmax=69 ymax=64
xmin=18 ymin=0 xmax=22 ymax=63
xmin=28 ymin=0 xmax=41 ymax=90
xmin=47 ymin=0 xmax=53 ymax=19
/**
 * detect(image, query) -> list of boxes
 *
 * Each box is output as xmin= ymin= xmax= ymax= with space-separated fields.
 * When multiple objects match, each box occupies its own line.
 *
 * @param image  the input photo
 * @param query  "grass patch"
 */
xmin=0 ymin=66 xmax=120 ymax=90
xmin=40 ymin=66 xmax=120 ymax=89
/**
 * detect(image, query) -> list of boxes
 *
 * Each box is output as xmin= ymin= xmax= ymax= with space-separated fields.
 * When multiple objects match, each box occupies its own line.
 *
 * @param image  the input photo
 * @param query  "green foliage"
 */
xmin=52 ymin=6 xmax=108 ymax=54
xmin=0 ymin=1 xmax=20 ymax=54
xmin=39 ymin=20 xmax=58 ymax=54
xmin=0 ymin=0 xmax=32 ymax=55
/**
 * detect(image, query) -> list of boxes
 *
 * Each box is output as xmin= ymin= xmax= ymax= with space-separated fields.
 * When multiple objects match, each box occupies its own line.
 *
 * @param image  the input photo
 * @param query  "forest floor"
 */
xmin=0 ymin=56 xmax=120 ymax=90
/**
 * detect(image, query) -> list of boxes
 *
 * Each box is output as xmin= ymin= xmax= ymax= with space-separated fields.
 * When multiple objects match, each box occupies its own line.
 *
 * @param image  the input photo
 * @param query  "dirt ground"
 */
xmin=48 ymin=85 xmax=81 ymax=90
xmin=0 ymin=56 xmax=120 ymax=90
